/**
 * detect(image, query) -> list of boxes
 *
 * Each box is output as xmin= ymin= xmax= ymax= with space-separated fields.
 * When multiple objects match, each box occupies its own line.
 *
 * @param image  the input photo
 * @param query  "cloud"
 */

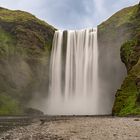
xmin=93 ymin=0 xmax=106 ymax=15
xmin=0 ymin=0 xmax=139 ymax=29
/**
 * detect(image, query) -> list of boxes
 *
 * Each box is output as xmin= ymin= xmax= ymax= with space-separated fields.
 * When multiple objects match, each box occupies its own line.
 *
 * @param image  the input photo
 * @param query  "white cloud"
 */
xmin=93 ymin=0 xmax=106 ymax=15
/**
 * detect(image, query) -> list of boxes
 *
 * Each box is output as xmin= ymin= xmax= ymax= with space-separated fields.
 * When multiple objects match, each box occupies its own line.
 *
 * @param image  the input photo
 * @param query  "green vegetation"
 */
xmin=121 ymin=39 xmax=139 ymax=71
xmin=0 ymin=4 xmax=139 ymax=116
xmin=0 ymin=7 xmax=55 ymax=115
xmin=113 ymin=3 xmax=140 ymax=116
xmin=99 ymin=5 xmax=137 ymax=30
xmin=98 ymin=3 xmax=140 ymax=116
xmin=98 ymin=4 xmax=140 ymax=46
xmin=0 ymin=7 xmax=55 ymax=57
xmin=0 ymin=94 xmax=22 ymax=115
xmin=113 ymin=35 xmax=140 ymax=116
xmin=0 ymin=7 xmax=54 ymax=28
xmin=113 ymin=58 xmax=140 ymax=116
xmin=0 ymin=28 xmax=16 ymax=56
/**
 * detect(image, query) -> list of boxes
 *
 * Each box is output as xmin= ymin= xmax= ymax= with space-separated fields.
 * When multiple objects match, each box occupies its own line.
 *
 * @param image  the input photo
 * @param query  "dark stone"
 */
xmin=134 ymin=118 xmax=140 ymax=121
xmin=136 ymin=78 xmax=140 ymax=86
xmin=24 ymin=108 xmax=44 ymax=116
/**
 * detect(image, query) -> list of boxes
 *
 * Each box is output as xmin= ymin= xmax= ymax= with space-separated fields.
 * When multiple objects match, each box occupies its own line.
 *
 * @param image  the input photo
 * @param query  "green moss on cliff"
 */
xmin=99 ymin=5 xmax=138 ymax=30
xmin=98 ymin=3 xmax=140 ymax=116
xmin=113 ymin=58 xmax=140 ymax=116
xmin=113 ymin=6 xmax=140 ymax=115
xmin=121 ymin=39 xmax=139 ymax=71
xmin=0 ymin=7 xmax=51 ymax=27
xmin=0 ymin=7 xmax=55 ymax=115
xmin=98 ymin=4 xmax=140 ymax=45
xmin=0 ymin=28 xmax=16 ymax=56
xmin=0 ymin=7 xmax=55 ymax=56
xmin=113 ymin=35 xmax=140 ymax=116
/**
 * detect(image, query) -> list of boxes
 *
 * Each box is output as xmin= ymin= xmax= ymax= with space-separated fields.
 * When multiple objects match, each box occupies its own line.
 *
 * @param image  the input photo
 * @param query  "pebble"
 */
xmin=0 ymin=117 xmax=140 ymax=140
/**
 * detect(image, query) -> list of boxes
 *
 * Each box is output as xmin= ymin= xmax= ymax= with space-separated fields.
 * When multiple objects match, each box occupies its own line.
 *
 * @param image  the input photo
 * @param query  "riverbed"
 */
xmin=0 ymin=116 xmax=140 ymax=140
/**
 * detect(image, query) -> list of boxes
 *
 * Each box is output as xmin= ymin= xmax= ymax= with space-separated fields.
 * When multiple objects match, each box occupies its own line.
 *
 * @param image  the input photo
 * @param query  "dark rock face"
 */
xmin=0 ymin=7 xmax=55 ymax=115
xmin=136 ymin=77 xmax=140 ymax=104
xmin=136 ymin=77 xmax=140 ymax=86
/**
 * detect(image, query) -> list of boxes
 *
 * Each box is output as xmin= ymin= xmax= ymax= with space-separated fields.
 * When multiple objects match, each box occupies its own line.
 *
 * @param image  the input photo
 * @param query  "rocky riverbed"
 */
xmin=0 ymin=116 xmax=140 ymax=140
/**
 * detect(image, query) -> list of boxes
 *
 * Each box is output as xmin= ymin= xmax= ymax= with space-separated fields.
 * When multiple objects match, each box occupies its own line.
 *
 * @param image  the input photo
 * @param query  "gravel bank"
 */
xmin=0 ymin=117 xmax=140 ymax=140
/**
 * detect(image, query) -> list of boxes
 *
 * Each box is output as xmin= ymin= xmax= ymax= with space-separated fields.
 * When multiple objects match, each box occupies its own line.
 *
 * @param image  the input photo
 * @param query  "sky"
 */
xmin=0 ymin=0 xmax=139 ymax=29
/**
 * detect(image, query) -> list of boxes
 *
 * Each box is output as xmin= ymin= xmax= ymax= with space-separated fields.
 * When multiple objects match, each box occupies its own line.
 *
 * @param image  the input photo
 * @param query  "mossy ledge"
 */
xmin=0 ymin=7 xmax=55 ymax=115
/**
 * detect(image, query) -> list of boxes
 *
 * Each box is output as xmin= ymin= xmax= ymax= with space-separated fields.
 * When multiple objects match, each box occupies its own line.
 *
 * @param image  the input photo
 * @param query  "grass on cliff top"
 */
xmin=99 ymin=4 xmax=139 ymax=31
xmin=0 ymin=7 xmax=54 ymax=29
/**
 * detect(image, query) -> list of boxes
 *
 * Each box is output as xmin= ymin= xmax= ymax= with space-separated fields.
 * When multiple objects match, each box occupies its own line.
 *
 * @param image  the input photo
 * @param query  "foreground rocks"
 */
xmin=0 ymin=117 xmax=140 ymax=140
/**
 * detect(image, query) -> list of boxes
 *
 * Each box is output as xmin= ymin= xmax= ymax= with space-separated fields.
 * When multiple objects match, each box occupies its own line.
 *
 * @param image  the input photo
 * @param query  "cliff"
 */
xmin=98 ymin=4 xmax=140 ymax=115
xmin=112 ymin=4 xmax=140 ymax=116
xmin=0 ymin=7 xmax=55 ymax=115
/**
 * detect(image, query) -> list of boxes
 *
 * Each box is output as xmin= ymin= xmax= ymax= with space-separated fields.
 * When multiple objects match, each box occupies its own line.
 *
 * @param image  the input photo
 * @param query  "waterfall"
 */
xmin=46 ymin=28 xmax=99 ymax=115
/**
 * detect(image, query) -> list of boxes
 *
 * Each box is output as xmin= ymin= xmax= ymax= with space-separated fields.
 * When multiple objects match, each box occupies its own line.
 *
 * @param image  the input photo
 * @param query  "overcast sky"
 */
xmin=0 ymin=0 xmax=139 ymax=29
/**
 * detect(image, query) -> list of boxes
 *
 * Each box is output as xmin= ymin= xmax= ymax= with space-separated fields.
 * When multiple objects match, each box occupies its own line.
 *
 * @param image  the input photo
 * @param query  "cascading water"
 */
xmin=46 ymin=28 xmax=99 ymax=115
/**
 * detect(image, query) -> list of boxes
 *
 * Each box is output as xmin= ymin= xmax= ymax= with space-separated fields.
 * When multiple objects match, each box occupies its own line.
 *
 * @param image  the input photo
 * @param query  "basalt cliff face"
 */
xmin=0 ymin=7 xmax=55 ymax=115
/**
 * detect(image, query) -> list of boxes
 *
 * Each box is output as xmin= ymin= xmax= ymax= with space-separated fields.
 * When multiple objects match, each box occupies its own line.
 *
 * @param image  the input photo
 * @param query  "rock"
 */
xmin=0 ymin=117 xmax=140 ymax=140
xmin=40 ymin=119 xmax=46 ymax=125
xmin=134 ymin=118 xmax=140 ymax=121
xmin=113 ymin=134 xmax=117 ymax=137
xmin=24 ymin=108 xmax=44 ymax=116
